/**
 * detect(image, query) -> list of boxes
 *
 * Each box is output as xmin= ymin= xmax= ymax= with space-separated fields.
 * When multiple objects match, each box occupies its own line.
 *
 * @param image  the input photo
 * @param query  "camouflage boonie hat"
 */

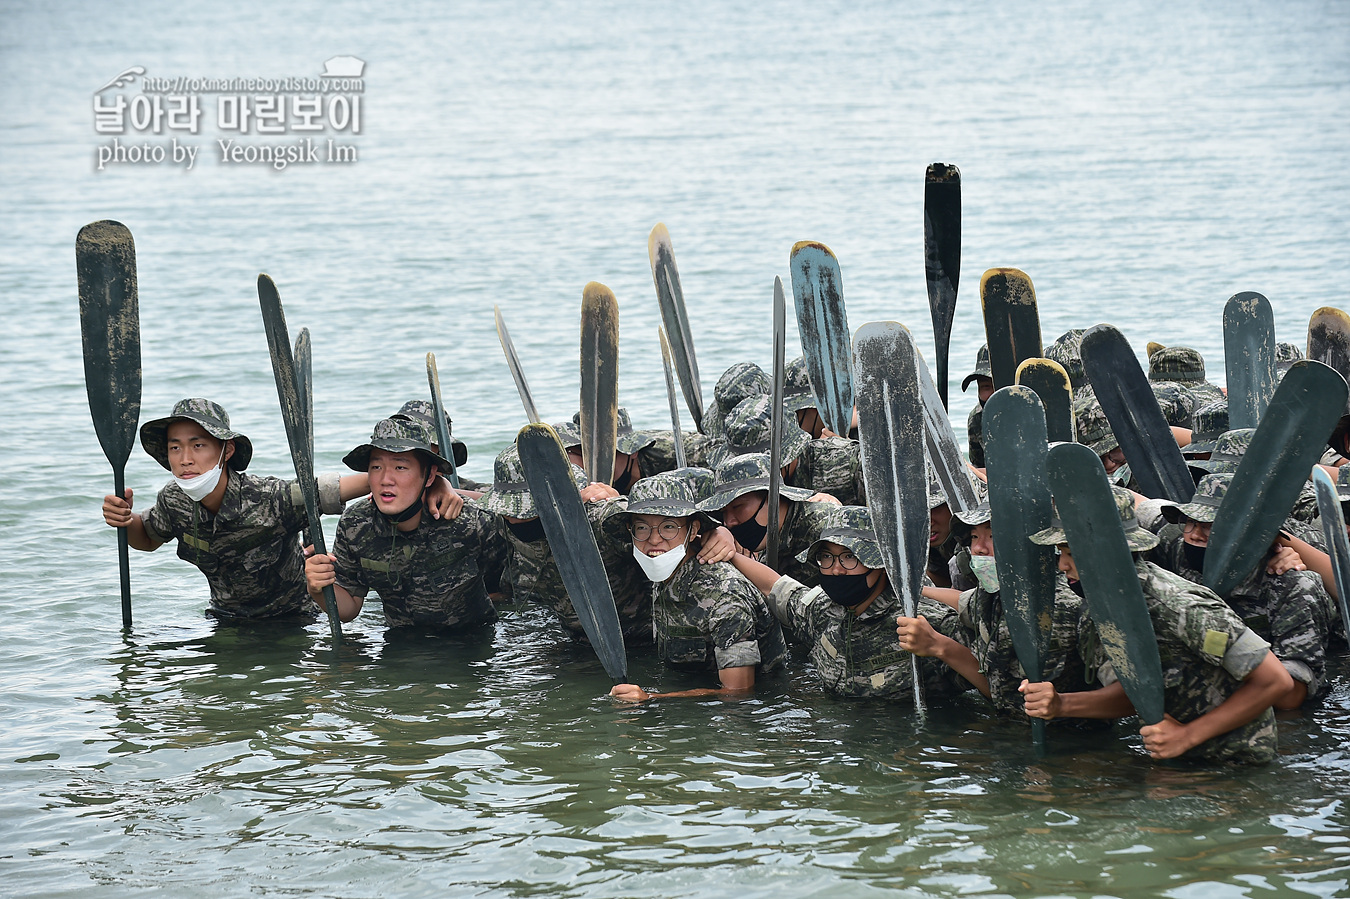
xmin=604 ymin=473 xmax=716 ymax=530
xmin=799 ymin=505 xmax=885 ymax=570
xmin=342 ymin=417 xmax=453 ymax=473
xmin=1149 ymin=346 xmax=1206 ymax=383
xmin=724 ymin=395 xmax=811 ymax=462
xmin=1275 ymin=341 xmax=1304 ymax=375
xmin=391 ymin=399 xmax=468 ymax=467
xmin=1030 ymin=486 xmax=1158 ymax=552
xmin=783 ymin=356 xmax=817 ymax=413
xmin=698 ymin=452 xmax=815 ymax=512
xmin=1188 ymin=428 xmax=1255 ymax=475
xmin=476 ymin=443 xmax=589 ymax=519
xmin=667 ymin=466 xmax=716 ymax=504
xmin=1160 ymin=473 xmax=1231 ymax=525
xmin=950 ymin=501 xmax=992 ymax=543
xmin=926 ymin=465 xmax=948 ymax=511
xmin=1184 ymin=401 xmax=1229 ymax=457
xmin=568 ymin=407 xmax=657 ymax=456
xmin=961 ymin=344 xmax=992 ymax=392
xmin=551 ymin=419 xmax=583 ymax=451
xmin=705 ymin=362 xmax=771 ymax=439
xmin=1073 ymin=394 xmax=1118 ymax=457
xmin=140 ymin=398 xmax=254 ymax=471
xmin=1151 ymin=381 xmax=1195 ymax=428
xmin=1045 ymin=329 xmax=1087 ymax=391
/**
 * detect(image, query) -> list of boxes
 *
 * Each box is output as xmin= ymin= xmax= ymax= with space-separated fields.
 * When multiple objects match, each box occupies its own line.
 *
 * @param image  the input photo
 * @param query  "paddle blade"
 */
xmin=924 ymin=163 xmax=961 ymax=409
xmin=1307 ymin=306 xmax=1350 ymax=379
xmin=915 ymin=348 xmax=978 ymax=514
xmin=1046 ymin=442 xmax=1165 ymax=726
xmin=791 ymin=240 xmax=854 ymax=437
xmin=658 ymin=327 xmax=687 ymax=469
xmin=517 ymin=423 xmax=628 ymax=682
xmin=1311 ymin=467 xmax=1350 ymax=641
xmin=1015 ymin=357 xmax=1074 ymax=443
xmin=426 ymin=352 xmax=461 ymax=489
xmin=649 ymin=224 xmax=704 ymax=432
xmin=495 ymin=304 xmax=542 ymax=423
xmin=1204 ymin=360 xmax=1348 ymax=595
xmin=77 ymin=220 xmax=142 ymax=469
xmin=1223 ymin=292 xmax=1276 ymax=429
xmin=980 ymin=268 xmax=1042 ymax=390
xmin=767 ymin=276 xmax=786 ymax=570
xmin=580 ymin=282 xmax=619 ymax=487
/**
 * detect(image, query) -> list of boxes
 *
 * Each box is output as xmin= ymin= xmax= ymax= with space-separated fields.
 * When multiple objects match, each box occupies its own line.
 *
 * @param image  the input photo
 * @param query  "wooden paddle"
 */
xmin=658 ymin=327 xmax=687 ymax=469
xmin=649 ymin=224 xmax=705 ymax=433
xmin=257 ymin=274 xmax=342 ymax=643
xmin=494 ymin=305 xmax=543 ymax=423
xmin=924 ymin=163 xmax=961 ymax=410
xmin=295 ymin=328 xmax=315 ymax=547
xmin=77 ymin=220 xmax=142 ymax=630
xmin=767 ymin=276 xmax=786 ymax=570
xmin=790 ymin=241 xmax=854 ymax=438
xmin=580 ymin=282 xmax=619 ymax=487
xmin=426 ymin=352 xmax=461 ymax=489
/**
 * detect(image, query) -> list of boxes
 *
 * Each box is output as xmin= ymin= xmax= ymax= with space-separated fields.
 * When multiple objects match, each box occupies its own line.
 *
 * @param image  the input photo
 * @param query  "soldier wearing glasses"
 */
xmin=728 ymin=505 xmax=974 ymax=701
xmin=606 ymin=473 xmax=786 ymax=702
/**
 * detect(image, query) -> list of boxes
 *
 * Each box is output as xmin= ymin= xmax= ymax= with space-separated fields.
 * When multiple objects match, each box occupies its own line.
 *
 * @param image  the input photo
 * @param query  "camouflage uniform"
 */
xmin=138 ymin=398 xmax=342 ymax=620
xmin=1072 ymin=393 xmax=1136 ymax=490
xmin=477 ymin=443 xmax=652 ymax=642
xmin=703 ymin=362 xmax=771 ymax=442
xmin=961 ymin=345 xmax=991 ymax=468
xmin=389 ymin=399 xmax=483 ymax=490
xmin=1149 ymin=346 xmax=1228 ymax=409
xmin=1044 ymin=329 xmax=1087 ymax=392
xmin=1081 ymin=561 xmax=1278 ymax=765
xmin=1183 ymin=401 xmax=1228 ymax=459
xmin=613 ymin=474 xmax=787 ymax=675
xmin=958 ymin=576 xmax=1093 ymax=719
xmin=1030 ymin=486 xmax=1278 ymax=765
xmin=1147 ymin=474 xmax=1340 ymax=699
xmin=724 ymin=394 xmax=866 ymax=507
xmin=331 ymin=499 xmax=505 ymax=629
xmin=767 ymin=506 xmax=969 ymax=699
xmin=698 ymin=452 xmax=836 ymax=590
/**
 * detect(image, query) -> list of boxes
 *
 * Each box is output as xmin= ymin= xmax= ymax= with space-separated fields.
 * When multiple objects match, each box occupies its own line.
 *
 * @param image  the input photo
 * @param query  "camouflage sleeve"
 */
xmin=277 ymin=479 xmax=314 ymax=532
xmin=330 ymin=506 xmax=370 ymax=598
xmin=765 ymin=575 xmax=824 ymax=632
xmin=1136 ymin=498 xmax=1169 ymax=534
xmin=1141 ymin=563 xmax=1259 ymax=673
xmin=706 ymin=570 xmax=766 ymax=671
xmin=1262 ymin=570 xmax=1336 ymax=691
xmin=315 ymin=472 xmax=345 ymax=515
xmin=460 ymin=500 xmax=512 ymax=592
xmin=141 ymin=482 xmax=181 ymax=544
xmin=956 ymin=588 xmax=982 ymax=632
xmin=1222 ymin=629 xmax=1271 ymax=681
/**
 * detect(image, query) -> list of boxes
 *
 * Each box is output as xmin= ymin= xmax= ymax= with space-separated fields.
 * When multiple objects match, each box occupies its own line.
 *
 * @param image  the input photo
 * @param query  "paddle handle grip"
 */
xmin=306 ymin=513 xmax=343 ymax=643
xmin=113 ymin=467 xmax=132 ymax=629
xmin=1031 ymin=718 xmax=1047 ymax=755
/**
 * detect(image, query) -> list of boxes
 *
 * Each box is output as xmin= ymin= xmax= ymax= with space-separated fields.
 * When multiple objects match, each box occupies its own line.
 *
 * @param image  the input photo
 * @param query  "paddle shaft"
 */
xmin=426 ymin=353 xmax=461 ymax=489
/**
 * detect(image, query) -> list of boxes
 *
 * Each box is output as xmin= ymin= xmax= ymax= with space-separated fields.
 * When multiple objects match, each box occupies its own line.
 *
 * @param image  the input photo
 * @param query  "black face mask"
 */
xmin=508 ymin=517 xmax=547 ymax=544
xmin=819 ymin=572 xmax=874 ymax=608
xmin=613 ymin=459 xmax=636 ymax=495
xmin=1067 ymin=579 xmax=1084 ymax=597
xmin=1183 ymin=542 xmax=1207 ymax=571
xmin=727 ymin=495 xmax=768 ymax=551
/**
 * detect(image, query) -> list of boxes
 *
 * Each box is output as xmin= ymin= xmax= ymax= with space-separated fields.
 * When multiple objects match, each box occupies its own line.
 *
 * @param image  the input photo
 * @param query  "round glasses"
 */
xmin=631 ymin=520 xmax=688 ymax=542
xmin=813 ymin=550 xmax=860 ymax=571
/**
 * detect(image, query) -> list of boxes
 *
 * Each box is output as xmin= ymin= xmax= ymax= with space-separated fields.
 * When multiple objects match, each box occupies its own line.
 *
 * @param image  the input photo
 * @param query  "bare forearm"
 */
xmin=931 ymin=636 xmax=989 ymax=697
xmin=1055 ymin=680 xmax=1136 ymax=720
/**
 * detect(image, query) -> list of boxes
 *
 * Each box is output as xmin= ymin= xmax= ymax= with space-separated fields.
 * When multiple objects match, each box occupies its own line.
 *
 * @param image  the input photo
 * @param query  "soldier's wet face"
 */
xmin=968 ymin=522 xmax=994 ymax=557
xmin=165 ymin=420 xmax=232 ymax=479
xmin=1055 ymin=543 xmax=1080 ymax=582
xmin=368 ymin=449 xmax=434 ymax=517
xmin=631 ymin=513 xmax=694 ymax=555
xmin=1100 ymin=446 xmax=1127 ymax=474
xmin=1181 ymin=517 xmax=1212 ymax=547
xmin=929 ymin=503 xmax=952 ymax=546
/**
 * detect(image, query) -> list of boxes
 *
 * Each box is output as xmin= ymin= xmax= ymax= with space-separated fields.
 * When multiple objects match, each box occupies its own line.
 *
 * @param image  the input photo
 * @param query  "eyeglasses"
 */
xmin=630 ymin=520 xmax=688 ymax=542
xmin=813 ymin=550 xmax=860 ymax=571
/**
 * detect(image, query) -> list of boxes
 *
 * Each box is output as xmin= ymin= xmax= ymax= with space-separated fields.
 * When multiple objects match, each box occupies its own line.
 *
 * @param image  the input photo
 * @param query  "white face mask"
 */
xmin=970 ymin=554 xmax=1000 ymax=593
xmin=633 ymin=542 xmax=687 ymax=582
xmin=173 ymin=446 xmax=226 ymax=502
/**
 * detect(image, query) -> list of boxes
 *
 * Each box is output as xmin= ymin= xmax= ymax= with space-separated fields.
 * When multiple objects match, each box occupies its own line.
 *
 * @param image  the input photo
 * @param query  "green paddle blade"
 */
xmin=517 ymin=423 xmax=628 ymax=682
xmin=77 ymin=220 xmax=142 ymax=470
xmin=853 ymin=320 xmax=926 ymax=712
xmin=579 ymin=282 xmax=619 ymax=487
xmin=1204 ymin=360 xmax=1349 ymax=595
xmin=924 ymin=162 xmax=961 ymax=410
xmin=1307 ymin=306 xmax=1350 ymax=379
xmin=791 ymin=240 xmax=854 ymax=438
xmin=649 ymin=224 xmax=704 ymax=433
xmin=1016 ymin=357 xmax=1074 ymax=444
xmin=1223 ymin=292 xmax=1276 ymax=429
xmin=980 ymin=268 xmax=1042 ymax=390
xmin=1046 ymin=442 xmax=1165 ymax=726
xmin=1311 ymin=467 xmax=1350 ymax=641
xmin=916 ymin=348 xmax=978 ymax=514
xmin=257 ymin=274 xmax=341 ymax=643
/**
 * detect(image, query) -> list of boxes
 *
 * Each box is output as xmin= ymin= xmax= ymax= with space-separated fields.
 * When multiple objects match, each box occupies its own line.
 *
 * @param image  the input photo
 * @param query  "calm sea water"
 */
xmin=3 ymin=1 xmax=1349 ymax=896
